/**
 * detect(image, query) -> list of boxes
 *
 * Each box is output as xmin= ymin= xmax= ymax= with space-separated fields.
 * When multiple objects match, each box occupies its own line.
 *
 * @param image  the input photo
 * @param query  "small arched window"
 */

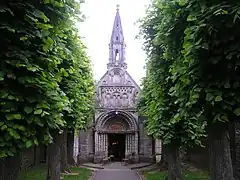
xmin=115 ymin=49 xmax=119 ymax=61
xmin=116 ymin=36 xmax=118 ymax=41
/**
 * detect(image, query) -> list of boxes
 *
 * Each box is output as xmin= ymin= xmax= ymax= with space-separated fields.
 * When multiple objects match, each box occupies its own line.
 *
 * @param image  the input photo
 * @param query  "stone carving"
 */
xmin=105 ymin=93 xmax=111 ymax=107
xmin=96 ymin=86 xmax=139 ymax=108
xmin=108 ymin=123 xmax=125 ymax=131
xmin=109 ymin=70 xmax=115 ymax=77
xmin=96 ymin=87 xmax=138 ymax=108
xmin=113 ymin=74 xmax=121 ymax=84
xmin=127 ymin=80 xmax=131 ymax=85
xmin=109 ymin=69 xmax=125 ymax=84
xmin=116 ymin=94 xmax=121 ymax=106
xmin=102 ymin=80 xmax=107 ymax=85
xmin=132 ymin=90 xmax=139 ymax=105
xmin=122 ymin=93 xmax=129 ymax=107
xmin=96 ymin=92 xmax=100 ymax=106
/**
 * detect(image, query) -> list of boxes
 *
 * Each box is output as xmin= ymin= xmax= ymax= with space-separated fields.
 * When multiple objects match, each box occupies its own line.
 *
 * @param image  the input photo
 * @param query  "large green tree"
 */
xmin=58 ymin=28 xmax=94 ymax=173
xmin=0 ymin=1 xmax=94 ymax=180
xmin=138 ymin=1 xmax=205 ymax=179
xmin=139 ymin=0 xmax=240 ymax=179
xmin=174 ymin=1 xmax=240 ymax=179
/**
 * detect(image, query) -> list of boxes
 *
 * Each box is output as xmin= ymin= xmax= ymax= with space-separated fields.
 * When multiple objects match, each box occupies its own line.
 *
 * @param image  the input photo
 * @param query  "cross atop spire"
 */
xmin=110 ymin=5 xmax=124 ymax=42
xmin=116 ymin=4 xmax=120 ymax=11
xmin=107 ymin=5 xmax=127 ymax=69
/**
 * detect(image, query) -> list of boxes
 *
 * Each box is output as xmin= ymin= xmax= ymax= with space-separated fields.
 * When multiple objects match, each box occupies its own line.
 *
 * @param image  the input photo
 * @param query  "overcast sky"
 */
xmin=78 ymin=0 xmax=150 ymax=85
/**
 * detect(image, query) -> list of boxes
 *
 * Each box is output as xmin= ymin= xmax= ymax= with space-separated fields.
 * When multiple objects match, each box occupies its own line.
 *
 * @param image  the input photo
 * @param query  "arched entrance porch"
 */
xmin=94 ymin=110 xmax=139 ymax=163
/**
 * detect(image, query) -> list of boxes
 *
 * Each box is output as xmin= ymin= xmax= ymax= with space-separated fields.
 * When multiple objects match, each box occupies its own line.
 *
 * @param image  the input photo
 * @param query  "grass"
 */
xmin=19 ymin=165 xmax=92 ymax=180
xmin=144 ymin=170 xmax=209 ymax=180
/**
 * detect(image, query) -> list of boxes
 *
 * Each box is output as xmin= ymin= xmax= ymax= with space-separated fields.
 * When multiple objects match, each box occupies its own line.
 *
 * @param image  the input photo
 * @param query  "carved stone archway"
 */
xmin=93 ymin=110 xmax=139 ymax=163
xmin=95 ymin=110 xmax=138 ymax=133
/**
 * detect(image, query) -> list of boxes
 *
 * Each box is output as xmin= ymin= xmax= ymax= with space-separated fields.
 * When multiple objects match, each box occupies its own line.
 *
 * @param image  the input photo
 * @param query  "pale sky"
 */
xmin=78 ymin=0 xmax=150 ymax=85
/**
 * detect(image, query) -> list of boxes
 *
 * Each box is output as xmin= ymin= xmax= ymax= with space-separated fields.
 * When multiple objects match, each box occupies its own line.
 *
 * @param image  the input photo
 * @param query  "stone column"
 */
xmin=99 ymin=134 xmax=103 ymax=152
xmin=155 ymin=139 xmax=162 ymax=163
xmin=131 ymin=134 xmax=134 ymax=153
xmin=94 ymin=132 xmax=98 ymax=152
xmin=125 ymin=134 xmax=129 ymax=156
xmin=97 ymin=133 xmax=107 ymax=156
xmin=134 ymin=132 xmax=139 ymax=162
xmin=103 ymin=133 xmax=108 ymax=156
xmin=98 ymin=133 xmax=101 ymax=153
xmin=94 ymin=132 xmax=102 ymax=163
xmin=129 ymin=134 xmax=131 ymax=153
xmin=135 ymin=132 xmax=138 ymax=154
xmin=100 ymin=134 xmax=107 ymax=156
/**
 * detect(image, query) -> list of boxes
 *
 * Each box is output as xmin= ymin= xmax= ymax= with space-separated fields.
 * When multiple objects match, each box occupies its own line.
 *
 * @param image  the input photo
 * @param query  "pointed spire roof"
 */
xmin=110 ymin=5 xmax=124 ymax=43
xmin=107 ymin=5 xmax=127 ymax=69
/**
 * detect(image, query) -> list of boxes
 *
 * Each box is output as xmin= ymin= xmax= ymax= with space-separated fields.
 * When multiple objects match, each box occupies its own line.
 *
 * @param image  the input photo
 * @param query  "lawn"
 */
xmin=144 ymin=170 xmax=209 ymax=180
xmin=19 ymin=165 xmax=92 ymax=180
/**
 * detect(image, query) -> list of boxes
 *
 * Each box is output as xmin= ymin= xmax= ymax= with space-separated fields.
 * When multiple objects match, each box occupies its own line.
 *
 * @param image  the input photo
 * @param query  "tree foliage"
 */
xmin=0 ymin=0 xmax=94 ymax=159
xmin=59 ymin=26 xmax=94 ymax=131
xmin=139 ymin=0 xmax=240 ymax=145
xmin=139 ymin=0 xmax=240 ymax=178
xmin=138 ymin=0 xmax=206 ymax=148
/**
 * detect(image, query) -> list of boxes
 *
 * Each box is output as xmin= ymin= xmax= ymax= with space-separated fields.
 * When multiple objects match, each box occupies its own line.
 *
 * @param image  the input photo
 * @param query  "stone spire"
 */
xmin=107 ymin=5 xmax=127 ymax=69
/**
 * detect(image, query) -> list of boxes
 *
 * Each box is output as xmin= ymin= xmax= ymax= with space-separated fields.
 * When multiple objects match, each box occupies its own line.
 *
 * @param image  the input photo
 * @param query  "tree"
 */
xmin=138 ymin=1 xmax=206 ymax=179
xmin=139 ymin=0 xmax=240 ymax=179
xmin=0 ymin=1 xmax=94 ymax=179
xmin=174 ymin=1 xmax=240 ymax=179
xmin=0 ymin=1 xmax=67 ymax=179
xmin=58 ymin=28 xmax=94 ymax=173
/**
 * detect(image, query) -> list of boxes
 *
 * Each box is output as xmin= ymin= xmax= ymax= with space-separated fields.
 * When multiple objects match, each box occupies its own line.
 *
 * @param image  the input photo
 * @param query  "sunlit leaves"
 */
xmin=139 ymin=0 xmax=240 ymax=150
xmin=0 ymin=0 xmax=94 ymax=158
xmin=24 ymin=107 xmax=33 ymax=114
xmin=59 ymin=30 xmax=95 ymax=130
xmin=233 ymin=108 xmax=240 ymax=116
xmin=25 ymin=140 xmax=33 ymax=148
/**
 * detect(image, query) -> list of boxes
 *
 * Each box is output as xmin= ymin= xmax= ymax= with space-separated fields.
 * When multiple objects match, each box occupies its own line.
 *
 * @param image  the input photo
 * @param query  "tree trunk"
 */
xmin=229 ymin=121 xmax=236 ymax=178
xmin=208 ymin=122 xmax=235 ymax=180
xmin=67 ymin=130 xmax=75 ymax=165
xmin=60 ymin=129 xmax=70 ymax=173
xmin=0 ymin=154 xmax=21 ymax=180
xmin=165 ymin=144 xmax=183 ymax=180
xmin=46 ymin=132 xmax=61 ymax=180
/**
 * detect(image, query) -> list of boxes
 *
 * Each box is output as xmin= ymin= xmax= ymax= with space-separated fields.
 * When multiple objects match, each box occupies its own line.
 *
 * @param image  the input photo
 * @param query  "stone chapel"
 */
xmin=78 ymin=5 xmax=155 ymax=164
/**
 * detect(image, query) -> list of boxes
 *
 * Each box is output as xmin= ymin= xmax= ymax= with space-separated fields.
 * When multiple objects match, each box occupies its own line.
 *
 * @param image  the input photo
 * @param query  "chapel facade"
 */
xmin=78 ymin=6 xmax=154 ymax=164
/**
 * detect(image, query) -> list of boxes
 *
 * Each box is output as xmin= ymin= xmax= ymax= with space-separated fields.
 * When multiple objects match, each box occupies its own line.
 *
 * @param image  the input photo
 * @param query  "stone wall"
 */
xmin=78 ymin=129 xmax=94 ymax=164
xmin=20 ymin=147 xmax=36 ymax=169
xmin=20 ymin=145 xmax=47 ymax=169
xmin=139 ymin=116 xmax=154 ymax=162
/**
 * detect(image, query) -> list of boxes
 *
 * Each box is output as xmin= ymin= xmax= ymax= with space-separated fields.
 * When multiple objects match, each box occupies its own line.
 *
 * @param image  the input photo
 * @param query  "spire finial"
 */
xmin=116 ymin=4 xmax=120 ymax=11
